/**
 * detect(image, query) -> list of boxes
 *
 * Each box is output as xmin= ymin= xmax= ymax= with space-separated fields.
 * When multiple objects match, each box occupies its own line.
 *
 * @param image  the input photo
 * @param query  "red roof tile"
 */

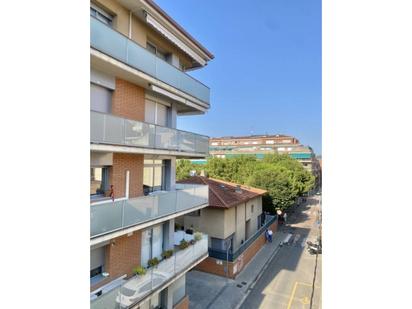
xmin=178 ymin=176 xmax=266 ymax=209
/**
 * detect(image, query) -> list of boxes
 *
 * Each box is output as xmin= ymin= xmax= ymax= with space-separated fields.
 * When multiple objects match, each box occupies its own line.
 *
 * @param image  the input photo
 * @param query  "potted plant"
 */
xmin=133 ymin=266 xmax=146 ymax=276
xmin=161 ymin=249 xmax=174 ymax=259
xmin=193 ymin=232 xmax=203 ymax=242
xmin=179 ymin=239 xmax=189 ymax=250
xmin=147 ymin=257 xmax=160 ymax=268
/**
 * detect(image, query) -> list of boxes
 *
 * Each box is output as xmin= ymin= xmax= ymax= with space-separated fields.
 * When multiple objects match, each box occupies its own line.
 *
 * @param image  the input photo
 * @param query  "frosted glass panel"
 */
xmin=91 ymin=16 xmax=210 ymax=104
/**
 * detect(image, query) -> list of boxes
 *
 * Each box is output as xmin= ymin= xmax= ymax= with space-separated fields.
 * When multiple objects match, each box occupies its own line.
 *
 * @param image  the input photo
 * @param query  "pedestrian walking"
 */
xmin=264 ymin=229 xmax=269 ymax=242
xmin=268 ymin=229 xmax=273 ymax=242
xmin=283 ymin=212 xmax=287 ymax=223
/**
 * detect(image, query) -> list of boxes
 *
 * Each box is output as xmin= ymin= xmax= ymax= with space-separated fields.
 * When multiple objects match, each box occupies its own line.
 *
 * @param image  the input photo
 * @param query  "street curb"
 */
xmin=234 ymin=241 xmax=282 ymax=309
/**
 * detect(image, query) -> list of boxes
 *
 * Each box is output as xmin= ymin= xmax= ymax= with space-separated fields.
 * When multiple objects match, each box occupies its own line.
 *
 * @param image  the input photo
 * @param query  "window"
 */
xmin=211 ymin=235 xmax=233 ymax=252
xmin=143 ymin=159 xmax=165 ymax=194
xmin=90 ymin=4 xmax=113 ymax=26
xmin=172 ymin=276 xmax=186 ymax=306
xmin=146 ymin=41 xmax=168 ymax=61
xmin=91 ymin=83 xmax=112 ymax=113
xmin=265 ymin=140 xmax=274 ymax=144
xmin=90 ymin=246 xmax=106 ymax=280
xmin=211 ymin=142 xmax=218 ymax=146
xmin=91 ymin=167 xmax=109 ymax=196
xmin=145 ymin=99 xmax=169 ymax=126
xmin=141 ymin=225 xmax=164 ymax=267
xmin=251 ymin=205 xmax=254 ymax=213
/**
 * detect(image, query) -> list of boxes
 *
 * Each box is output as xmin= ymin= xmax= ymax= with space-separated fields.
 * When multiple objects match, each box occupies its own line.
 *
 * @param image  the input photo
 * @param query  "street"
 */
xmin=240 ymin=196 xmax=322 ymax=309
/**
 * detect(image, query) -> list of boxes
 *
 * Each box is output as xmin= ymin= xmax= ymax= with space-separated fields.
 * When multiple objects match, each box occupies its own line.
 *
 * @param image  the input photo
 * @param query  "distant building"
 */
xmin=177 ymin=176 xmax=278 ymax=278
xmin=209 ymin=135 xmax=321 ymax=183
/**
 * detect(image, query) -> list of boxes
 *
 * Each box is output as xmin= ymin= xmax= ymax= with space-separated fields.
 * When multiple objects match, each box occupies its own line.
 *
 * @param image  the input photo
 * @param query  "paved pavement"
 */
xmin=186 ymin=232 xmax=286 ymax=309
xmin=186 ymin=196 xmax=322 ymax=309
xmin=240 ymin=196 xmax=322 ymax=309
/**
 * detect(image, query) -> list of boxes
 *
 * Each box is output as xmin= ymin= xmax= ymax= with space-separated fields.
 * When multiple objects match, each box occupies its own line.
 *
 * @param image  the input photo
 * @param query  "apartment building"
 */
xmin=90 ymin=1 xmax=213 ymax=308
xmin=176 ymin=177 xmax=278 ymax=279
xmin=209 ymin=135 xmax=320 ymax=178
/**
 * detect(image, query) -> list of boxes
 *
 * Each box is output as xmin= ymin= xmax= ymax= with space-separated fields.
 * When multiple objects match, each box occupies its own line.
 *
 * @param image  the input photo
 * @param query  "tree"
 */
xmin=176 ymin=160 xmax=198 ymax=181
xmin=247 ymin=164 xmax=298 ymax=211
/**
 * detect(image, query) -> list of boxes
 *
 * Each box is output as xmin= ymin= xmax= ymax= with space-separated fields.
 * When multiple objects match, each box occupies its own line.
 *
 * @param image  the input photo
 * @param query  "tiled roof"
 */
xmin=178 ymin=176 xmax=266 ymax=209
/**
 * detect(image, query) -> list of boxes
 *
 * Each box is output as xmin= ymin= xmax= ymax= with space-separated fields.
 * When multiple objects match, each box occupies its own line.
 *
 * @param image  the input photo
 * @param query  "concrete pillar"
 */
xmin=163 ymin=219 xmax=175 ymax=251
xmin=170 ymin=157 xmax=176 ymax=190
xmin=169 ymin=103 xmax=177 ymax=129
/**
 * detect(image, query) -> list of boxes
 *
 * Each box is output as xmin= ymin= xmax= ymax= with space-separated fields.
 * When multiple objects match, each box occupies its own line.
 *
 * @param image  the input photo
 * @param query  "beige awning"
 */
xmin=145 ymin=13 xmax=207 ymax=66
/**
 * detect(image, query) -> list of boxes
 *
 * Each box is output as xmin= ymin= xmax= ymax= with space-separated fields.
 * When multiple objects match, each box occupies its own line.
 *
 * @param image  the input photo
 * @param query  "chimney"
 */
xmin=235 ymin=185 xmax=242 ymax=193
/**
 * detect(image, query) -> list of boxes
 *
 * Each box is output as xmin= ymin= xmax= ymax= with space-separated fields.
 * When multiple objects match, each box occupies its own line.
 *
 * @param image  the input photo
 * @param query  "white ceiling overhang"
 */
xmin=145 ymin=13 xmax=207 ymax=67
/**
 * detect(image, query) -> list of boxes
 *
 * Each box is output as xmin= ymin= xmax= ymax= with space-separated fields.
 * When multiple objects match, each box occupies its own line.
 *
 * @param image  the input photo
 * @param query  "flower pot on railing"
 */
xmin=147 ymin=257 xmax=160 ymax=268
xmin=161 ymin=249 xmax=174 ymax=260
xmin=132 ymin=266 xmax=146 ymax=276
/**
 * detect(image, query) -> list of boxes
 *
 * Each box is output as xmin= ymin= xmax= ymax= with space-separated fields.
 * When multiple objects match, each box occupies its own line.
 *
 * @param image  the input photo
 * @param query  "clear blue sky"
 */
xmin=156 ymin=0 xmax=322 ymax=155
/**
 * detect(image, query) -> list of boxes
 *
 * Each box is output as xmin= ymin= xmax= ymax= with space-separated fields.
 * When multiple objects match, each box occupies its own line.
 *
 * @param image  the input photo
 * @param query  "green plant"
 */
xmin=193 ymin=232 xmax=203 ymax=241
xmin=133 ymin=266 xmax=146 ymax=276
xmin=175 ymin=223 xmax=182 ymax=231
xmin=179 ymin=239 xmax=189 ymax=250
xmin=161 ymin=249 xmax=174 ymax=259
xmin=147 ymin=257 xmax=159 ymax=268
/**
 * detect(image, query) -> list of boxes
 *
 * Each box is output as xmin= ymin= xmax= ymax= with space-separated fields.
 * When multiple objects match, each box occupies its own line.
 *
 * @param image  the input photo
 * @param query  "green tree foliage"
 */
xmin=176 ymin=160 xmax=200 ymax=180
xmin=204 ymin=154 xmax=315 ymax=212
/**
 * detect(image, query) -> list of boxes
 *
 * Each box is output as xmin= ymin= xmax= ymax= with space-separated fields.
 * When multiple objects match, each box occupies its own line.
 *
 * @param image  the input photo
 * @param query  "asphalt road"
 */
xmin=240 ymin=196 xmax=322 ymax=309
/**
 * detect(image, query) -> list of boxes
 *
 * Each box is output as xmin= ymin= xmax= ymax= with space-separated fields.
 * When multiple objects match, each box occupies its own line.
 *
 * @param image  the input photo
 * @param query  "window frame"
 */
xmin=90 ymin=4 xmax=113 ymax=26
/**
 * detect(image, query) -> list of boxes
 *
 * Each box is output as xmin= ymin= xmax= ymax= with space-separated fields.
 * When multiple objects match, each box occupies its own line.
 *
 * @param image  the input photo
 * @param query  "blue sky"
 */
xmin=156 ymin=0 xmax=322 ymax=155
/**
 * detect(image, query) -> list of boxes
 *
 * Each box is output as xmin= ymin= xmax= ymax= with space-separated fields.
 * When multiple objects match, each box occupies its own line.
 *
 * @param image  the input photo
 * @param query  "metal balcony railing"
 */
xmin=208 ymin=215 xmax=278 ymax=261
xmin=90 ymin=184 xmax=209 ymax=238
xmin=91 ymin=16 xmax=210 ymax=105
xmin=91 ymin=111 xmax=209 ymax=155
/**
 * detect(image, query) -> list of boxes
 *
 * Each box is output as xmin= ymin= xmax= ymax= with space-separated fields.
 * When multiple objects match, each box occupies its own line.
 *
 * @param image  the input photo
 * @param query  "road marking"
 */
xmin=286 ymin=282 xmax=299 ymax=309
xmin=301 ymin=237 xmax=307 ymax=247
xmin=300 ymin=296 xmax=310 ymax=305
xmin=287 ymin=282 xmax=320 ymax=309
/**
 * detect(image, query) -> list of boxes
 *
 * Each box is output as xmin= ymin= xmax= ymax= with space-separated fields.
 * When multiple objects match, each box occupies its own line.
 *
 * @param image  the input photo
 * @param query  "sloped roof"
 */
xmin=178 ymin=176 xmax=266 ymax=209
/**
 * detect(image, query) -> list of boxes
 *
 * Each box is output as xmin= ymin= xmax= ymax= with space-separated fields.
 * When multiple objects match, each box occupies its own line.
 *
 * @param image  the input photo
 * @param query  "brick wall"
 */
xmin=105 ymin=231 xmax=142 ymax=279
xmin=112 ymin=78 xmax=145 ymax=122
xmin=173 ymin=295 xmax=189 ymax=309
xmin=196 ymin=220 xmax=278 ymax=279
xmin=109 ymin=153 xmax=144 ymax=198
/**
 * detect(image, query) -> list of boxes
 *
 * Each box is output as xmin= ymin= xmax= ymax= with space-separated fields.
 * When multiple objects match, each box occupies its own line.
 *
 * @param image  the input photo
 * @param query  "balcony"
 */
xmin=91 ymin=111 xmax=209 ymax=156
xmin=90 ymin=16 xmax=210 ymax=105
xmin=90 ymin=234 xmax=208 ymax=309
xmin=208 ymin=215 xmax=278 ymax=261
xmin=91 ymin=184 xmax=208 ymax=238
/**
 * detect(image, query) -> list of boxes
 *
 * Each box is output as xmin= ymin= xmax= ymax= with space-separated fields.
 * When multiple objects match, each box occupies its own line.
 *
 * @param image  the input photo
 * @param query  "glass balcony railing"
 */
xmin=90 ymin=184 xmax=209 ymax=238
xmin=91 ymin=111 xmax=209 ymax=155
xmin=90 ymin=234 xmax=208 ymax=309
xmin=91 ymin=16 xmax=210 ymax=105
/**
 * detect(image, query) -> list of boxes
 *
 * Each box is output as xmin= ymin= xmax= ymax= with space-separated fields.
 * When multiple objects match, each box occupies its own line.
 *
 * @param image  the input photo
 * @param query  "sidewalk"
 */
xmin=186 ymin=231 xmax=289 ymax=309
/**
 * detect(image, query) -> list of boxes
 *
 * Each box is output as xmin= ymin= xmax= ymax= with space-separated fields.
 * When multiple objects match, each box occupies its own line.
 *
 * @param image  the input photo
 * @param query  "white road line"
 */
xmin=301 ymin=237 xmax=307 ymax=247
